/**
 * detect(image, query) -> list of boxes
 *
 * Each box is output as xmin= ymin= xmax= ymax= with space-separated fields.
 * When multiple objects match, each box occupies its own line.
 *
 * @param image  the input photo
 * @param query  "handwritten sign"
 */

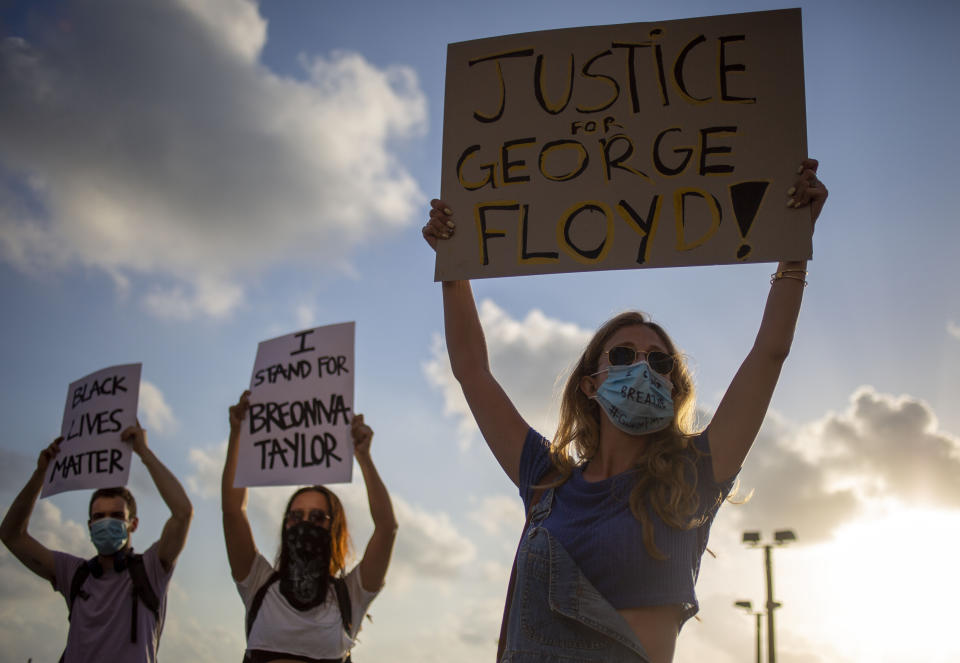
xmin=42 ymin=364 xmax=141 ymax=498
xmin=235 ymin=322 xmax=355 ymax=488
xmin=436 ymin=9 xmax=809 ymax=281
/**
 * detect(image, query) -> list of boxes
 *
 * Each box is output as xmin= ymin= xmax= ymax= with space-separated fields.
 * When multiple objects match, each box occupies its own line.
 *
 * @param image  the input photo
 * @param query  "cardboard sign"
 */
xmin=235 ymin=322 xmax=355 ymax=488
xmin=42 ymin=364 xmax=141 ymax=498
xmin=436 ymin=9 xmax=809 ymax=281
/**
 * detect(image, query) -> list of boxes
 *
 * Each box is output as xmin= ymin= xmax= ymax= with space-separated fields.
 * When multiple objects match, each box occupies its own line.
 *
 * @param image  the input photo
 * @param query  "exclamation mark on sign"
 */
xmin=730 ymin=181 xmax=770 ymax=260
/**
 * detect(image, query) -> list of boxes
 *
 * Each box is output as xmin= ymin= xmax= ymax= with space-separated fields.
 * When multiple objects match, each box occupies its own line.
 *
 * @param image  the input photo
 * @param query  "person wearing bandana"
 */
xmin=422 ymin=160 xmax=828 ymax=663
xmin=222 ymin=392 xmax=397 ymax=663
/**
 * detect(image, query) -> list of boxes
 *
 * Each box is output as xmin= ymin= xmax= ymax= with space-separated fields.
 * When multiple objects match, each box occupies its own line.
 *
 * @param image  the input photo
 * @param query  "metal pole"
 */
xmin=755 ymin=612 xmax=762 ymax=663
xmin=765 ymin=545 xmax=776 ymax=663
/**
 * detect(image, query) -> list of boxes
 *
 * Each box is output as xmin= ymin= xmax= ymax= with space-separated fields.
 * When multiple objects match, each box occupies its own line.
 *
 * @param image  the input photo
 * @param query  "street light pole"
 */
xmin=764 ymin=545 xmax=776 ymax=663
xmin=734 ymin=600 xmax=763 ymax=663
xmin=742 ymin=529 xmax=796 ymax=663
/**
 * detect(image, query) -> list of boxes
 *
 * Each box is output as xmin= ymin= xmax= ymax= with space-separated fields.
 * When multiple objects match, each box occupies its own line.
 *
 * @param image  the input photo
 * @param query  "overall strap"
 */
xmin=496 ymin=469 xmax=560 ymax=662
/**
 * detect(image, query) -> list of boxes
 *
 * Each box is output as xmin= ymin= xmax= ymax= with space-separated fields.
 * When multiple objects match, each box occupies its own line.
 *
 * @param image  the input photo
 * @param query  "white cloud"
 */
xmin=387 ymin=497 xmax=477 ymax=583
xmin=295 ymin=303 xmax=316 ymax=329
xmin=730 ymin=386 xmax=960 ymax=542
xmin=948 ymin=320 xmax=960 ymax=340
xmin=143 ymin=277 xmax=245 ymax=321
xmin=0 ymin=0 xmax=426 ymax=319
xmin=467 ymin=495 xmax=525 ymax=539
xmin=138 ymin=380 xmax=178 ymax=434
xmin=186 ymin=441 xmax=226 ymax=499
xmin=423 ymin=298 xmax=592 ymax=449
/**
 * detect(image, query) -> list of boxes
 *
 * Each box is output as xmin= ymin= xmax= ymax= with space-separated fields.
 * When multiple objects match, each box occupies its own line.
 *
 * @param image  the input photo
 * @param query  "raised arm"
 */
xmin=352 ymin=414 xmax=397 ymax=592
xmin=707 ymin=159 xmax=829 ymax=481
xmin=221 ymin=390 xmax=257 ymax=581
xmin=123 ymin=423 xmax=193 ymax=571
xmin=424 ymin=200 xmax=529 ymax=485
xmin=0 ymin=438 xmax=61 ymax=583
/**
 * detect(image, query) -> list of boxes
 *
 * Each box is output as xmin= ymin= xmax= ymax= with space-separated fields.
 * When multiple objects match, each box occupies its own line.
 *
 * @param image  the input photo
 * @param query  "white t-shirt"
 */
xmin=236 ymin=553 xmax=379 ymax=659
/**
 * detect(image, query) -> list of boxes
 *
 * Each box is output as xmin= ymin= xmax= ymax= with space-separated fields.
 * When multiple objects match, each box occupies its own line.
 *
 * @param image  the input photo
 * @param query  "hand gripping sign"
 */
xmin=235 ymin=322 xmax=355 ymax=487
xmin=42 ymin=364 xmax=141 ymax=498
xmin=436 ymin=9 xmax=809 ymax=280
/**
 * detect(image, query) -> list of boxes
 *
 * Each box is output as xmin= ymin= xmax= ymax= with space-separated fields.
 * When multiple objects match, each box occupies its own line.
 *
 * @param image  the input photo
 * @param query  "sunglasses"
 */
xmin=285 ymin=508 xmax=332 ymax=527
xmin=604 ymin=346 xmax=675 ymax=376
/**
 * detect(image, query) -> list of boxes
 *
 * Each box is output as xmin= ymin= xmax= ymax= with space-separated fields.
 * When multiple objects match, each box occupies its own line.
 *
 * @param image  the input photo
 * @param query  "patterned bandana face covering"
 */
xmin=279 ymin=521 xmax=333 ymax=611
xmin=591 ymin=361 xmax=675 ymax=435
xmin=89 ymin=518 xmax=128 ymax=555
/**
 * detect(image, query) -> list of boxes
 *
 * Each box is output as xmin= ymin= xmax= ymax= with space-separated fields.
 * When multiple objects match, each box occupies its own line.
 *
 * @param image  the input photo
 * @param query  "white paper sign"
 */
xmin=42 ymin=364 xmax=141 ymax=498
xmin=235 ymin=322 xmax=355 ymax=488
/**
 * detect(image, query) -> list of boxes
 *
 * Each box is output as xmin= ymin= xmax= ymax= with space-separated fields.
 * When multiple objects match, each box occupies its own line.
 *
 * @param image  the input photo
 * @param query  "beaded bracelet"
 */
xmin=770 ymin=269 xmax=808 ymax=286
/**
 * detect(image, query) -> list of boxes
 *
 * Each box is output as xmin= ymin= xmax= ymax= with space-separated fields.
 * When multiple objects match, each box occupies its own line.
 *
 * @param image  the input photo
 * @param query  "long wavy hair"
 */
xmin=549 ymin=311 xmax=704 ymax=559
xmin=275 ymin=485 xmax=350 ymax=577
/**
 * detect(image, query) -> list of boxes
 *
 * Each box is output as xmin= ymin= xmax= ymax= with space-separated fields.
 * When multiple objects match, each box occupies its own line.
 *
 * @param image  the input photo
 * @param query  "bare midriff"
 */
xmin=618 ymin=604 xmax=683 ymax=663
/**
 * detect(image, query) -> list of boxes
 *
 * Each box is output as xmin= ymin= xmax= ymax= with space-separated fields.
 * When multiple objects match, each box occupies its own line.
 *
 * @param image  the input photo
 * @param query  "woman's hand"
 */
xmin=229 ymin=390 xmax=250 ymax=434
xmin=787 ymin=158 xmax=828 ymax=226
xmin=352 ymin=413 xmax=373 ymax=461
xmin=422 ymin=198 xmax=455 ymax=251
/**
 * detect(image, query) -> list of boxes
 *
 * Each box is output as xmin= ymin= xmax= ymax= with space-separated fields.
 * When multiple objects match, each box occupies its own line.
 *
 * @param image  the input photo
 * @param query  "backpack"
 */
xmin=243 ymin=572 xmax=353 ymax=663
xmin=60 ymin=552 xmax=160 ymax=663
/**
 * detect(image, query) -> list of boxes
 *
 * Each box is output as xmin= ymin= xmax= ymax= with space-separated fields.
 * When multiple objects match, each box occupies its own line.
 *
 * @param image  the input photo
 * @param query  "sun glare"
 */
xmin=782 ymin=505 xmax=960 ymax=662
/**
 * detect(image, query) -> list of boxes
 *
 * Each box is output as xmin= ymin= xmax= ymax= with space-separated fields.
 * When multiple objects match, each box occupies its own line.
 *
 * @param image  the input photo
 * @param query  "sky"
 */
xmin=1 ymin=0 xmax=959 ymax=661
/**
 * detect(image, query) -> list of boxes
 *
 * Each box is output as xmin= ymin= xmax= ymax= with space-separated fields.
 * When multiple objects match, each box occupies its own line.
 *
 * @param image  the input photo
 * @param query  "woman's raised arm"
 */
xmin=424 ymin=199 xmax=529 ymax=485
xmin=221 ymin=390 xmax=257 ymax=581
xmin=352 ymin=414 xmax=397 ymax=592
xmin=707 ymin=159 xmax=829 ymax=481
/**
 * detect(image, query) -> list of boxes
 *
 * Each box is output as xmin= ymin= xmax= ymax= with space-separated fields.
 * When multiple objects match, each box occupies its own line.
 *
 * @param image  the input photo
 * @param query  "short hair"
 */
xmin=89 ymin=487 xmax=137 ymax=520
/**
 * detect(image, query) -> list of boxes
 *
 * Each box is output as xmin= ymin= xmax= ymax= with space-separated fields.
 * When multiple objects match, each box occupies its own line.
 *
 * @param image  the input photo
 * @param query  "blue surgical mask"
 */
xmin=89 ymin=518 xmax=128 ymax=555
xmin=591 ymin=361 xmax=674 ymax=435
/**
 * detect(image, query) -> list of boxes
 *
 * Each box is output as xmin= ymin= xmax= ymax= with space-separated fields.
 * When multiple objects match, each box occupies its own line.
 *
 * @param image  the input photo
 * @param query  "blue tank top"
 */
xmin=517 ymin=428 xmax=734 ymax=623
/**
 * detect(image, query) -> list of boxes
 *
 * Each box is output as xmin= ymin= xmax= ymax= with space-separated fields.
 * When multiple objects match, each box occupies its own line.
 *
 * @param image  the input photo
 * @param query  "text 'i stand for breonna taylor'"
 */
xmin=235 ymin=322 xmax=355 ymax=487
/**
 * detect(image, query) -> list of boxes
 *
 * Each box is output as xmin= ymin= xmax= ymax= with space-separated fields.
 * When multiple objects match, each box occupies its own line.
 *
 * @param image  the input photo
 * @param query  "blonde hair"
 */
xmin=549 ymin=311 xmax=704 ymax=559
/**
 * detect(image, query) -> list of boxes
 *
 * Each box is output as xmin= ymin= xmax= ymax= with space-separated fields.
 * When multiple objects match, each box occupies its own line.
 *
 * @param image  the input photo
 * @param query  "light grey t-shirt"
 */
xmin=237 ymin=553 xmax=379 ymax=660
xmin=53 ymin=543 xmax=173 ymax=663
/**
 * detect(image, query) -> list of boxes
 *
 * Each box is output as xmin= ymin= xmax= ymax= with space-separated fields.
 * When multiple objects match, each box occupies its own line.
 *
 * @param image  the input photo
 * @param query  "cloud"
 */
xmin=186 ymin=441 xmax=226 ymax=499
xmin=731 ymin=386 xmax=960 ymax=542
xmin=390 ymin=497 xmax=477 ymax=582
xmin=138 ymin=380 xmax=178 ymax=434
xmin=948 ymin=320 xmax=960 ymax=340
xmin=467 ymin=495 xmax=525 ymax=539
xmin=0 ymin=0 xmax=426 ymax=319
xmin=423 ymin=298 xmax=593 ymax=449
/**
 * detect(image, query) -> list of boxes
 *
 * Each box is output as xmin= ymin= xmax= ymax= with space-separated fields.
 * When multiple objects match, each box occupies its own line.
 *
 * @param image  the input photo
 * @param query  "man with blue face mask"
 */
xmin=0 ymin=423 xmax=192 ymax=663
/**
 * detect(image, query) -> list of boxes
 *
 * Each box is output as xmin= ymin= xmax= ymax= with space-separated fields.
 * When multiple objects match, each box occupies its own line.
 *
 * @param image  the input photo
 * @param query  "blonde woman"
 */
xmin=422 ymin=160 xmax=827 ymax=663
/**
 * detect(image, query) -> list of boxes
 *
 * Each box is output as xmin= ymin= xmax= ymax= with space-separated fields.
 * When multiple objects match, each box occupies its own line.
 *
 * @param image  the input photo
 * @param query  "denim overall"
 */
xmin=500 ymin=487 xmax=652 ymax=663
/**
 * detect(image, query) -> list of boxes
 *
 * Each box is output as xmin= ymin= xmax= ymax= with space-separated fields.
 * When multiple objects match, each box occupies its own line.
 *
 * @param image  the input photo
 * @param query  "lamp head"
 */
xmin=774 ymin=529 xmax=797 ymax=544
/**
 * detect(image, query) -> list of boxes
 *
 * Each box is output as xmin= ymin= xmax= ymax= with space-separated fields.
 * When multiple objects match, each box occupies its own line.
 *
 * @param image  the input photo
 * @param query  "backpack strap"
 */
xmin=66 ymin=560 xmax=93 ymax=620
xmin=332 ymin=575 xmax=352 ymax=634
xmin=496 ymin=468 xmax=559 ymax=663
xmin=243 ymin=572 xmax=354 ymax=663
xmin=126 ymin=553 xmax=160 ymax=644
xmin=245 ymin=571 xmax=281 ymax=639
